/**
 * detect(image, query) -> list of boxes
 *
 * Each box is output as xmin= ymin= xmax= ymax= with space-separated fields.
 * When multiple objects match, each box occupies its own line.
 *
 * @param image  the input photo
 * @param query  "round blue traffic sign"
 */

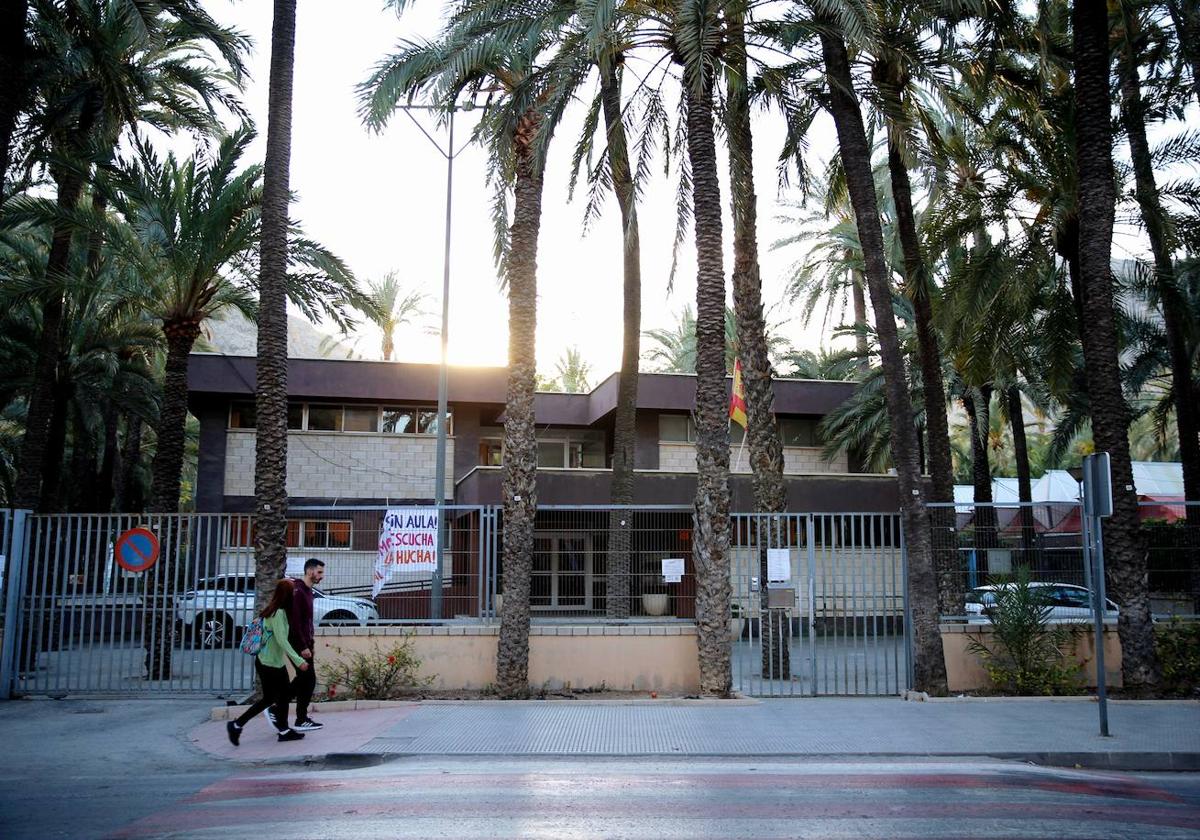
xmin=115 ymin=527 xmax=160 ymax=573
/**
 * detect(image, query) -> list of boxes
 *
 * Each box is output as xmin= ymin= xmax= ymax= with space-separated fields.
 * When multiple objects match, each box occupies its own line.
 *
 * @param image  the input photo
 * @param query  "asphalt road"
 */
xmin=6 ymin=756 xmax=1200 ymax=839
xmin=2 ymin=699 xmax=1199 ymax=839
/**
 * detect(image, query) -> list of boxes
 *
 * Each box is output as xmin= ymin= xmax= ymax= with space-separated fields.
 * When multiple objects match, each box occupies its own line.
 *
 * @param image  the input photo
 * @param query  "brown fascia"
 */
xmin=186 ymin=354 xmax=857 ymax=422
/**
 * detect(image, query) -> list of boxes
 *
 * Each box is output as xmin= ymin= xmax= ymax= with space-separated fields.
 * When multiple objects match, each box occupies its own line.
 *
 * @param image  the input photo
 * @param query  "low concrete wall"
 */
xmin=314 ymin=624 xmax=701 ymax=693
xmin=941 ymin=623 xmax=1123 ymax=693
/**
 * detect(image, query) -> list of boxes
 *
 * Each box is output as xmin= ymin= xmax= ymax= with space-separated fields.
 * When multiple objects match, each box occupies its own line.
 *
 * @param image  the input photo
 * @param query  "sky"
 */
xmin=204 ymin=0 xmax=845 ymax=377
xmin=201 ymin=2 xmax=1170 ymax=380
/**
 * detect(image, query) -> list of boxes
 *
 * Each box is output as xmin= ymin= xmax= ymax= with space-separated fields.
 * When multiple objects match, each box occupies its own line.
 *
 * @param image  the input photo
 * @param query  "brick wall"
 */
xmin=223 ymin=430 xmax=455 ymax=499
xmin=657 ymin=441 xmax=848 ymax=474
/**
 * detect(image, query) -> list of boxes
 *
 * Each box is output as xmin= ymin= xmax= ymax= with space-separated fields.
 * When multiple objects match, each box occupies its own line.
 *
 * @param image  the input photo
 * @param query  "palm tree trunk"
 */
xmin=0 ymin=0 xmax=28 ymax=190
xmin=496 ymin=112 xmax=545 ymax=699
xmin=13 ymin=169 xmax=84 ymax=510
xmin=1073 ymin=0 xmax=1158 ymax=687
xmin=1007 ymin=385 xmax=1036 ymax=560
xmin=254 ymin=0 xmax=297 ymax=608
xmin=39 ymin=377 xmax=71 ymax=512
xmin=962 ymin=386 xmax=994 ymax=603
xmin=881 ymin=103 xmax=953 ymax=505
xmin=96 ymin=398 xmax=120 ymax=512
xmin=117 ymin=413 xmax=144 ymax=512
xmin=600 ymin=62 xmax=640 ymax=620
xmin=818 ymin=26 xmax=946 ymax=693
xmin=1119 ymin=23 xmax=1200 ymax=606
xmin=144 ymin=323 xmax=198 ymax=681
xmin=726 ymin=13 xmax=790 ymax=679
xmin=685 ymin=69 xmax=733 ymax=697
xmin=149 ymin=324 xmax=200 ymax=513
xmin=851 ymin=272 xmax=870 ymax=368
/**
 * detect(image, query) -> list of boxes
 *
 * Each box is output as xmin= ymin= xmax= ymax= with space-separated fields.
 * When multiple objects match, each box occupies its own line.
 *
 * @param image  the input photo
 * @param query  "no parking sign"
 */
xmin=115 ymin=527 xmax=160 ymax=573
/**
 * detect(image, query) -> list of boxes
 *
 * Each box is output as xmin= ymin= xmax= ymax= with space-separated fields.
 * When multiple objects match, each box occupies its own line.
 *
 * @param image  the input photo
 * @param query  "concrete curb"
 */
xmin=210 ymin=696 xmax=760 ymax=720
xmin=244 ymin=750 xmax=1200 ymax=773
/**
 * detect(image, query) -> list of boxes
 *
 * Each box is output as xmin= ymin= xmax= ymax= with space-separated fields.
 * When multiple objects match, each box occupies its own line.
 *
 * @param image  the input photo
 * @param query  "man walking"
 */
xmin=288 ymin=557 xmax=324 ymax=732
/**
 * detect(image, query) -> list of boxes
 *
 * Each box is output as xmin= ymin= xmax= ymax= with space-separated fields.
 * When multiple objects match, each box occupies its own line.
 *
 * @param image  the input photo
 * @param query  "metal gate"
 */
xmin=731 ymin=513 xmax=911 ymax=696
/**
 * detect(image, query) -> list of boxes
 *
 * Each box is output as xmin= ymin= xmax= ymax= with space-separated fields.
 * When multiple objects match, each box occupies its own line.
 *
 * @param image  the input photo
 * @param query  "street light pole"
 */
xmin=395 ymin=104 xmax=469 ymax=620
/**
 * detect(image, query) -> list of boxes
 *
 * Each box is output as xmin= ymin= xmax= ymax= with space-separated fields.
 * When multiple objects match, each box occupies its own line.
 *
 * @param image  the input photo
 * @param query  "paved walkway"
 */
xmin=188 ymin=698 xmax=1200 ymax=770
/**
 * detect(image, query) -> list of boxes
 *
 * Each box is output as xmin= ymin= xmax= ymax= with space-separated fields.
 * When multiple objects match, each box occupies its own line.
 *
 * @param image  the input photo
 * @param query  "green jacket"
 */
xmin=258 ymin=609 xmax=306 ymax=669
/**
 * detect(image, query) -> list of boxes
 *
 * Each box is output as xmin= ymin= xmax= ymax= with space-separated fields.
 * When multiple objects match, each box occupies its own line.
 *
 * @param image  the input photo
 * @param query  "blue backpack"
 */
xmin=240 ymin=616 xmax=273 ymax=656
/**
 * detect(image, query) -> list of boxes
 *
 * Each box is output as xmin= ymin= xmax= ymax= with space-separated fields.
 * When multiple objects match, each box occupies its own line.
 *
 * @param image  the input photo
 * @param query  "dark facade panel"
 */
xmin=454 ymin=467 xmax=905 ymax=512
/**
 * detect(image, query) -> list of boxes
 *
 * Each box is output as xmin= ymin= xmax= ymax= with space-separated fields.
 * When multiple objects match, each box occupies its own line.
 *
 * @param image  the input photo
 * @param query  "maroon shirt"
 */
xmin=288 ymin=578 xmax=315 ymax=655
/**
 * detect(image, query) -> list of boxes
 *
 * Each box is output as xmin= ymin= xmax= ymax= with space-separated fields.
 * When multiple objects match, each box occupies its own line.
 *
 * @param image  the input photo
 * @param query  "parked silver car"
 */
xmin=965 ymin=582 xmax=1119 ymax=624
xmin=176 ymin=573 xmax=378 ymax=647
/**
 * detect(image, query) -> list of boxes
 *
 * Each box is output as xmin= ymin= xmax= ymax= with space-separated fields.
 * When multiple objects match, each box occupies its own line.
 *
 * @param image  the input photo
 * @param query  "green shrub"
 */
xmin=965 ymin=568 xmax=1084 ymax=695
xmin=1156 ymin=620 xmax=1200 ymax=696
xmin=319 ymin=637 xmax=434 ymax=700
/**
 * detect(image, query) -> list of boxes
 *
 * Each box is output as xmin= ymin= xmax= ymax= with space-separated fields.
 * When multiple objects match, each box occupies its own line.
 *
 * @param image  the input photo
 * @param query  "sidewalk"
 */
xmin=189 ymin=697 xmax=1200 ymax=771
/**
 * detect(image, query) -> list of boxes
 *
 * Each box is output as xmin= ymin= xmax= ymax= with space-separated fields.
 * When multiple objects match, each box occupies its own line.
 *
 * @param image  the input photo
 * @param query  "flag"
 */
xmin=729 ymin=358 xmax=748 ymax=428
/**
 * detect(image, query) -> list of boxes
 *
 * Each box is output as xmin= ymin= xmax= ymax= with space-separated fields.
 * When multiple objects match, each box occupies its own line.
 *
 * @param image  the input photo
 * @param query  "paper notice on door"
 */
xmin=661 ymin=557 xmax=685 ymax=583
xmin=767 ymin=548 xmax=791 ymax=583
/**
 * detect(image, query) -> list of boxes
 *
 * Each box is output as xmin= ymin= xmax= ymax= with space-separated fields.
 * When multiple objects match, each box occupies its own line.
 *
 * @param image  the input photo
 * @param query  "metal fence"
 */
xmin=929 ymin=501 xmax=1200 ymax=621
xmin=0 ymin=505 xmax=915 ymax=698
xmin=730 ymin=512 xmax=909 ymax=697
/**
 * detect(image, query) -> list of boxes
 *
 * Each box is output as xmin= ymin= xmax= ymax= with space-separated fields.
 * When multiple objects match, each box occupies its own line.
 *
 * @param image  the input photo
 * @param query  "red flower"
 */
xmin=387 ymin=655 xmax=396 ymax=665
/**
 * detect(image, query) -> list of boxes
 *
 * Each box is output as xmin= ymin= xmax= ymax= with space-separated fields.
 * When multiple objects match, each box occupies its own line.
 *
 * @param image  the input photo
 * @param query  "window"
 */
xmin=659 ymin=414 xmax=692 ymax=442
xmin=780 ymin=417 xmax=819 ymax=447
xmin=419 ymin=409 xmax=453 ymax=435
xmin=307 ymin=405 xmax=342 ymax=432
xmin=303 ymin=520 xmax=353 ymax=549
xmin=479 ymin=439 xmax=503 ymax=466
xmin=225 ymin=518 xmax=351 ymax=549
xmin=538 ymin=440 xmax=566 ymax=468
xmin=382 ymin=408 xmax=415 ymax=434
xmin=230 ymin=402 xmax=256 ymax=429
xmin=343 ymin=406 xmax=378 ymax=433
xmin=287 ymin=404 xmax=303 ymax=430
xmin=537 ymin=431 xmax=605 ymax=468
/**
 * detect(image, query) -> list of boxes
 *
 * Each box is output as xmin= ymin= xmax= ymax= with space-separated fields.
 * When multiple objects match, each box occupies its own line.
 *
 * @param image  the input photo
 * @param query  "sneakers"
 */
xmin=226 ymin=721 xmax=241 ymax=746
xmin=263 ymin=707 xmax=280 ymax=730
xmin=293 ymin=717 xmax=324 ymax=732
xmin=277 ymin=729 xmax=305 ymax=742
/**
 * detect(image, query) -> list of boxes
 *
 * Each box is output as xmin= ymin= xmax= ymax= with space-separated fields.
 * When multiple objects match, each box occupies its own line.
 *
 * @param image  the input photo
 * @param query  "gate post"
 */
xmin=0 ymin=510 xmax=31 ymax=700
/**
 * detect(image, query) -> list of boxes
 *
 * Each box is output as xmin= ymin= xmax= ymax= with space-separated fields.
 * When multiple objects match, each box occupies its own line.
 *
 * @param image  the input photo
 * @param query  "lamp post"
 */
xmin=394 ymin=103 xmax=472 ymax=620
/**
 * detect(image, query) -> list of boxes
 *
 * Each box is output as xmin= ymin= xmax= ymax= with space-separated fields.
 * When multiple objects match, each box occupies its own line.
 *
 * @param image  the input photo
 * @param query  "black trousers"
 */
xmin=291 ymin=655 xmax=316 ymax=722
xmin=235 ymin=659 xmax=295 ymax=732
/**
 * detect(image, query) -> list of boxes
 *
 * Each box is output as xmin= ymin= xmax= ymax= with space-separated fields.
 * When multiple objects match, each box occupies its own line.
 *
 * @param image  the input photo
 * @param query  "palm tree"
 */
xmin=725 ymin=2 xmax=793 ymax=679
xmin=547 ymin=346 xmax=593 ymax=393
xmin=811 ymin=10 xmax=947 ymax=694
xmin=360 ymin=4 xmax=558 ymax=698
xmin=0 ymin=0 xmax=29 ymax=191
xmin=1116 ymin=1 xmax=1200 ymax=545
xmin=10 ymin=0 xmax=248 ymax=511
xmin=773 ymin=194 xmax=873 ymax=367
xmin=255 ymin=0 xmax=298 ymax=615
xmin=367 ymin=271 xmax=426 ymax=361
xmin=642 ymin=304 xmax=792 ymax=374
xmin=863 ymin=0 xmax=955 ymax=508
xmin=1073 ymin=0 xmax=1158 ymax=687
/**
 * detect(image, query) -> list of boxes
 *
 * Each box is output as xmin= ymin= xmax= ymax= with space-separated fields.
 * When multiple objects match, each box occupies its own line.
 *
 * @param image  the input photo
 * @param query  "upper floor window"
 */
xmin=230 ymin=402 xmax=451 ymax=435
xmin=477 ymin=427 xmax=604 ymax=468
xmin=658 ymin=413 xmax=820 ymax=447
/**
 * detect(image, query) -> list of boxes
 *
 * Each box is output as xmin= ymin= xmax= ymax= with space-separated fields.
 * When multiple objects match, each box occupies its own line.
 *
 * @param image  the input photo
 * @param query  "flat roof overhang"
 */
xmin=454 ymin=467 xmax=910 ymax=512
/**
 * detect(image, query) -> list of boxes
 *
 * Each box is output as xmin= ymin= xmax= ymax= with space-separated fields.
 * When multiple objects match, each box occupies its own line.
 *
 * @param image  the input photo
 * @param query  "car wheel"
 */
xmin=318 ymin=611 xmax=359 ymax=627
xmin=197 ymin=613 xmax=234 ymax=648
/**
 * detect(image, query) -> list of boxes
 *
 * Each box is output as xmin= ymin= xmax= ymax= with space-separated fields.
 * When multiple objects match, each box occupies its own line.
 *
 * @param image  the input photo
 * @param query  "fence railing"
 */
xmin=928 ymin=500 xmax=1200 ymax=621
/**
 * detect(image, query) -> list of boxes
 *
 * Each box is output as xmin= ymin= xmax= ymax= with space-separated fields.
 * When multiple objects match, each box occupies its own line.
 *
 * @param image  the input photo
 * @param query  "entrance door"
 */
xmin=532 ymin=534 xmax=593 ymax=611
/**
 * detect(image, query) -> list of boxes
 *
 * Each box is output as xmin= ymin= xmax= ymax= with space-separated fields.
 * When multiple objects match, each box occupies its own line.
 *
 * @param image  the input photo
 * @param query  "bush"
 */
xmin=1156 ymin=620 xmax=1200 ymax=696
xmin=319 ymin=637 xmax=434 ymax=700
xmin=966 ymin=568 xmax=1084 ymax=696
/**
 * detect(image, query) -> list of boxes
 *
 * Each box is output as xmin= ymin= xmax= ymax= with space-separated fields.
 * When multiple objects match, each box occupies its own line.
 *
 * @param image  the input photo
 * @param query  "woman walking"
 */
xmin=226 ymin=578 xmax=310 ymax=744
